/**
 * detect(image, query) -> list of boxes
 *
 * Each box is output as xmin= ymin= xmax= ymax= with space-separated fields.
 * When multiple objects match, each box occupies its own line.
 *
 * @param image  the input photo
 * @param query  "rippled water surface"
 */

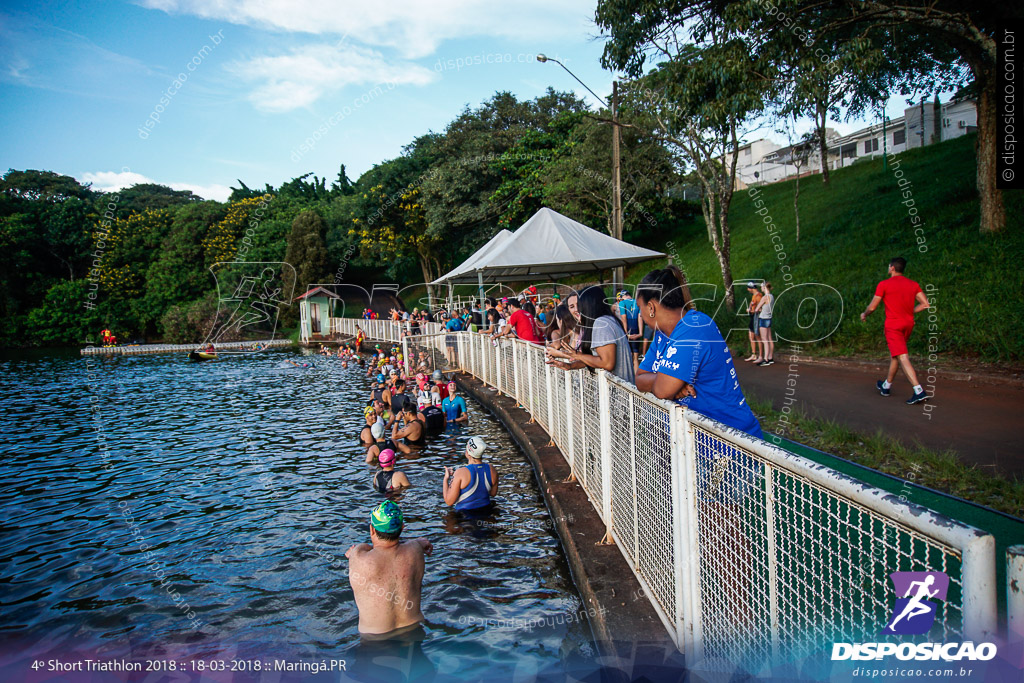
xmin=0 ymin=349 xmax=597 ymax=680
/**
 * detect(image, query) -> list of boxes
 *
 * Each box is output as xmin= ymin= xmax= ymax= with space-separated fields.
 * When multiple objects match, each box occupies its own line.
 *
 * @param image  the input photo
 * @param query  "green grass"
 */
xmin=625 ymin=134 xmax=1024 ymax=362
xmin=748 ymin=395 xmax=1024 ymax=516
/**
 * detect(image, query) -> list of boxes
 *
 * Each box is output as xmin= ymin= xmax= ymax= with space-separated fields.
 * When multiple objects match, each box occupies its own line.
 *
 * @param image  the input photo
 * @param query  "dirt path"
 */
xmin=732 ymin=349 xmax=1024 ymax=478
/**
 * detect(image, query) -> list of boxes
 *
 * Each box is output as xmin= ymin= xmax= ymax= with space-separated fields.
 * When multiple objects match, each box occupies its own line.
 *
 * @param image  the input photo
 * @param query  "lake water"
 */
xmin=0 ymin=348 xmax=599 ymax=681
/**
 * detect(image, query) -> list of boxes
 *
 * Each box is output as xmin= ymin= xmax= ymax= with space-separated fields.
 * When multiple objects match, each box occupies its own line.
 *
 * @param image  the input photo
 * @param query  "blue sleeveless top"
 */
xmin=455 ymin=463 xmax=492 ymax=511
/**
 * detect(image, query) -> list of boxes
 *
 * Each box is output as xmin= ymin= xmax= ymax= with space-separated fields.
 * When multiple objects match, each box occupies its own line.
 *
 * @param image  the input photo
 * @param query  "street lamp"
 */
xmin=537 ymin=54 xmax=624 ymax=290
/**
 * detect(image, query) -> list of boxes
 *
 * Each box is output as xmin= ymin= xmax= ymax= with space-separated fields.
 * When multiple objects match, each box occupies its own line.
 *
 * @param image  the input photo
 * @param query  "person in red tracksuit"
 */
xmin=861 ymin=257 xmax=931 ymax=405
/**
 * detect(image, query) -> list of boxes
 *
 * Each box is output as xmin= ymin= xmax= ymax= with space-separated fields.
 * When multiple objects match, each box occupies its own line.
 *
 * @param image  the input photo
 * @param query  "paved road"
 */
xmin=732 ymin=350 xmax=1024 ymax=478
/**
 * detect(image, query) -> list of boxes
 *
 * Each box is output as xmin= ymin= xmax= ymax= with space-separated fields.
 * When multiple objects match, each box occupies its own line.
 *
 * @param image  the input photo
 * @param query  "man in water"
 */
xmin=346 ymin=501 xmax=432 ymax=635
xmin=392 ymin=404 xmax=426 ymax=454
xmin=441 ymin=381 xmax=468 ymax=426
xmin=373 ymin=449 xmax=410 ymax=494
xmin=443 ymin=437 xmax=497 ymax=512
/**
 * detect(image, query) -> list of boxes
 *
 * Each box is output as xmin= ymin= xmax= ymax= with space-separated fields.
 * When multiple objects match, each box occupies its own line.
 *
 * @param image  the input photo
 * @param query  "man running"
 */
xmin=861 ymin=257 xmax=931 ymax=404
xmin=443 ymin=437 xmax=497 ymax=512
xmin=372 ymin=449 xmax=411 ymax=494
xmin=441 ymin=381 xmax=468 ymax=426
xmin=346 ymin=501 xmax=433 ymax=635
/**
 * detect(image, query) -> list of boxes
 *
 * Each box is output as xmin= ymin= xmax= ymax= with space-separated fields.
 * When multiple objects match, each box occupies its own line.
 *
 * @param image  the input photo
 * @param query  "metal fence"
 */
xmin=335 ymin=319 xmax=1007 ymax=665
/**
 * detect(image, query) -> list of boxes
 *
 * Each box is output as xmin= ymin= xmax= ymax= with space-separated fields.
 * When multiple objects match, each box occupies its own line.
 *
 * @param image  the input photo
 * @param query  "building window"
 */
xmin=744 ymin=147 xmax=751 ymax=156
xmin=864 ymin=138 xmax=879 ymax=154
xmin=893 ymin=129 xmax=906 ymax=145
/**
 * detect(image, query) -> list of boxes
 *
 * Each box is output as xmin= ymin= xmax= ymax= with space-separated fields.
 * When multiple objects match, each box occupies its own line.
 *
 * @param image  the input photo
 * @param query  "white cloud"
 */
xmin=138 ymin=0 xmax=594 ymax=59
xmin=80 ymin=170 xmax=233 ymax=202
xmin=227 ymin=43 xmax=437 ymax=112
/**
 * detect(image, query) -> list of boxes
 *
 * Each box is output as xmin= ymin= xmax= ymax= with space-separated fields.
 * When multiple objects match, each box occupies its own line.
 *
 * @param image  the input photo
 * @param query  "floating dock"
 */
xmin=80 ymin=339 xmax=292 ymax=356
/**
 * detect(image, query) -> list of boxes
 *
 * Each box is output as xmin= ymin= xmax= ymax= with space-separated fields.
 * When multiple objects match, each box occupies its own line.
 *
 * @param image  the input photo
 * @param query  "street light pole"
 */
xmin=611 ymin=80 xmax=623 ymax=290
xmin=538 ymin=54 xmax=623 ymax=289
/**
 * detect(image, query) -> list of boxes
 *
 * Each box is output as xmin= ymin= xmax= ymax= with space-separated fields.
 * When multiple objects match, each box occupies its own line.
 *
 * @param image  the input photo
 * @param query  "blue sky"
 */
xmin=0 ymin=1 xmax=911 ymax=202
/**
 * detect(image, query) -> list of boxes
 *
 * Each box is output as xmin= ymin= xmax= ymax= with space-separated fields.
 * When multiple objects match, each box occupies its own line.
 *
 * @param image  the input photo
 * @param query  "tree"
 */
xmin=724 ymin=0 xmax=1015 ymax=231
xmin=0 ymin=169 xmax=93 ymax=202
xmin=283 ymin=210 xmax=329 ymax=302
xmin=599 ymin=1 xmax=776 ymax=309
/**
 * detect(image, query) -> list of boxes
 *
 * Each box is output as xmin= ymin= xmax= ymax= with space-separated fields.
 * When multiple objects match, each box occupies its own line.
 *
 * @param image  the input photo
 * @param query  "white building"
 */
xmin=726 ymin=97 xmax=978 ymax=186
xmin=829 ymin=97 xmax=977 ymax=170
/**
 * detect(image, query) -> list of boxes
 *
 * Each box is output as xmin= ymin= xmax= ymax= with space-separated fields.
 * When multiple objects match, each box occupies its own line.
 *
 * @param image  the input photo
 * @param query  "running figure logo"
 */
xmin=883 ymin=571 xmax=949 ymax=635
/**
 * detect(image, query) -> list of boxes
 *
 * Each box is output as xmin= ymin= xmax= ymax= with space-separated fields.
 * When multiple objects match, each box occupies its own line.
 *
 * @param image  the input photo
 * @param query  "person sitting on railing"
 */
xmin=545 ymin=286 xmax=634 ymax=383
xmin=443 ymin=437 xmax=497 ymax=514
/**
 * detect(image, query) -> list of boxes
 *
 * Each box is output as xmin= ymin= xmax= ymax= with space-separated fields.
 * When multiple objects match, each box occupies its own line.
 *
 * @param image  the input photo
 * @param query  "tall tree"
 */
xmin=283 ymin=210 xmax=329 ymax=301
xmin=599 ymin=1 xmax=776 ymax=308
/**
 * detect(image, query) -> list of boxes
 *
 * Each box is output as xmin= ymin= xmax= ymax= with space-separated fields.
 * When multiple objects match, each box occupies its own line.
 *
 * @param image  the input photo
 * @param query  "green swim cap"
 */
xmin=370 ymin=500 xmax=403 ymax=534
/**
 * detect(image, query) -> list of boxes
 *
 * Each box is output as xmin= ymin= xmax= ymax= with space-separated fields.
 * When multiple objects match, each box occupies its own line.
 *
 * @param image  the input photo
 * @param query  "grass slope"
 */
xmin=626 ymin=134 xmax=1024 ymax=362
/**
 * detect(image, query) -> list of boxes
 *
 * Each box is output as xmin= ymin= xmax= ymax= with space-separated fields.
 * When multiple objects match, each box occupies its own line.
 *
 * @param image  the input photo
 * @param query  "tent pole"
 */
xmin=478 ymin=271 xmax=486 ymax=313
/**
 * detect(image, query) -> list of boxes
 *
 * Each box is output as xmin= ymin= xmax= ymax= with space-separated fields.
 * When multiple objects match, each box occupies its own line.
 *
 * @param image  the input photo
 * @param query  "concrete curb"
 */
xmin=454 ymin=372 xmax=674 ymax=658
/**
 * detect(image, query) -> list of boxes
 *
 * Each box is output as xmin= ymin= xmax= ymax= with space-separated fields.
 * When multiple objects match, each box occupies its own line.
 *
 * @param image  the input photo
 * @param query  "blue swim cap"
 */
xmin=376 ymin=374 xmax=385 ymax=382
xmin=370 ymin=500 xmax=403 ymax=534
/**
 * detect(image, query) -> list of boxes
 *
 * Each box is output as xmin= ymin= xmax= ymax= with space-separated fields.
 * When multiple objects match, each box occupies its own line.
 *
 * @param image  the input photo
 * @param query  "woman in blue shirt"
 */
xmin=634 ymin=266 xmax=763 ymax=505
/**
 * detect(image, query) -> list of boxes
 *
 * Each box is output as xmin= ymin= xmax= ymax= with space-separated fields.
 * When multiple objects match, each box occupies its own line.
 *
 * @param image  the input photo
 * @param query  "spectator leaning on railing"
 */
xmin=492 ymin=298 xmax=542 ymax=344
xmin=545 ymin=286 xmax=634 ymax=383
xmin=633 ymin=266 xmax=762 ymax=440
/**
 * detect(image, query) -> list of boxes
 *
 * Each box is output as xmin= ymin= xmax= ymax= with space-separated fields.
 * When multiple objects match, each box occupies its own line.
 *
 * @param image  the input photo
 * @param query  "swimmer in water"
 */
xmin=366 ymin=421 xmax=399 ymax=464
xmin=345 ymin=501 xmax=432 ymax=636
xmin=372 ymin=449 xmax=410 ymax=494
xmin=391 ymin=404 xmax=426 ymax=454
xmin=443 ymin=437 xmax=497 ymax=512
xmin=361 ymin=406 xmax=382 ymax=447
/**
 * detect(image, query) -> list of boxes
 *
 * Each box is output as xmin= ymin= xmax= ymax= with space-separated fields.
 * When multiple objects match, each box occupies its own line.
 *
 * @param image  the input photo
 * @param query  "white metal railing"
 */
xmin=335 ymin=318 xmax=1009 ymax=665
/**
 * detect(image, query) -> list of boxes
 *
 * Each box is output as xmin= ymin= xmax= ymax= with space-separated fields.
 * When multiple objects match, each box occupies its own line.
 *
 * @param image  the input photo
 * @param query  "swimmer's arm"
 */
xmin=442 ymin=468 xmax=462 ymax=506
xmin=394 ymin=472 xmax=412 ymax=488
xmin=489 ymin=465 xmax=498 ymax=496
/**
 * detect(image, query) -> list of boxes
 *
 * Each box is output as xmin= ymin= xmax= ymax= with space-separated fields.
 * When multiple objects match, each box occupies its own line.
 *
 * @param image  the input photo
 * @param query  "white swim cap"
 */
xmin=371 ymin=422 xmax=384 ymax=439
xmin=466 ymin=436 xmax=488 ymax=459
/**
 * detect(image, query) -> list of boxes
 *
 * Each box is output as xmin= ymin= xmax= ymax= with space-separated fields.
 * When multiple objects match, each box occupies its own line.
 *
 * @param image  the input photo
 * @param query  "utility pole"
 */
xmin=611 ymin=80 xmax=623 ymax=291
xmin=882 ymin=113 xmax=888 ymax=171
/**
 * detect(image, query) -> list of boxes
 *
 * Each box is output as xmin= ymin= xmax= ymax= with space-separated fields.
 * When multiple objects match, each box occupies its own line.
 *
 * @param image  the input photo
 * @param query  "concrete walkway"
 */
xmin=733 ymin=348 xmax=1024 ymax=478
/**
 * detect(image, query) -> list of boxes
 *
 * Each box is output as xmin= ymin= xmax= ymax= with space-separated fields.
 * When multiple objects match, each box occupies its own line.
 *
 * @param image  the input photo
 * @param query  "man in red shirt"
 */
xmin=860 ymin=257 xmax=931 ymax=404
xmin=493 ymin=298 xmax=542 ymax=344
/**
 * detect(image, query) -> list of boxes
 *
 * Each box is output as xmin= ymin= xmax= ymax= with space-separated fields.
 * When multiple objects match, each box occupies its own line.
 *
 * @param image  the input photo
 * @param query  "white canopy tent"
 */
xmin=431 ymin=229 xmax=514 ymax=309
xmin=431 ymin=208 xmax=665 ymax=309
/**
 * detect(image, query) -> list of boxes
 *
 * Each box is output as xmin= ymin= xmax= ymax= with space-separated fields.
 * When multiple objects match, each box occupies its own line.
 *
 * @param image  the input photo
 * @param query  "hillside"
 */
xmin=626 ymin=134 xmax=1024 ymax=362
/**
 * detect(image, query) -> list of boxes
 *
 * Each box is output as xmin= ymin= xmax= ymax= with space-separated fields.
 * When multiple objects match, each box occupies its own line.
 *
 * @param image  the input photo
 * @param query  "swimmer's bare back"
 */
xmin=345 ymin=537 xmax=433 ymax=635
